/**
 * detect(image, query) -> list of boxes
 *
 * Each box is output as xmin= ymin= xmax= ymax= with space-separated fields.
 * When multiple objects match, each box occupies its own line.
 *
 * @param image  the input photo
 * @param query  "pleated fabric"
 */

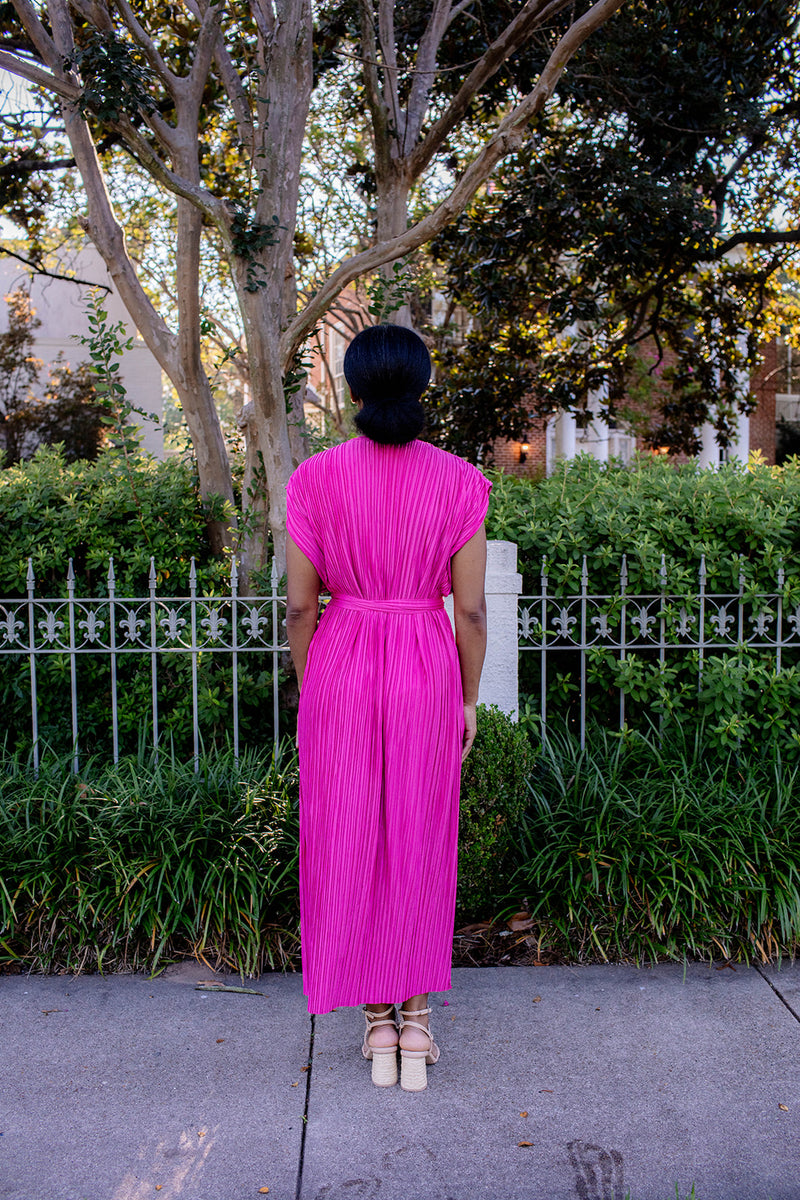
xmin=286 ymin=437 xmax=491 ymax=1015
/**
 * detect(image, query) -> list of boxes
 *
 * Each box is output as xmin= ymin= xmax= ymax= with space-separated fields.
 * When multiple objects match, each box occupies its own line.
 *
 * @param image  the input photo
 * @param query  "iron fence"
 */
xmin=518 ymin=553 xmax=800 ymax=747
xmin=0 ymin=556 xmax=289 ymax=773
xmin=3 ymin=550 xmax=800 ymax=770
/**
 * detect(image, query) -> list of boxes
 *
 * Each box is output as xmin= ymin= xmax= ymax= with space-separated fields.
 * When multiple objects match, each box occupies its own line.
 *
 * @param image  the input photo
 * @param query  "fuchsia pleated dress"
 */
xmin=285 ymin=436 xmax=491 ymax=1015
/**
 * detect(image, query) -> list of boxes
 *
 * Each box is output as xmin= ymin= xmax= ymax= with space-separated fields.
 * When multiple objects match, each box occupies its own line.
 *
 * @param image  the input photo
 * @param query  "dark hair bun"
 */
xmin=344 ymin=323 xmax=431 ymax=446
xmin=355 ymin=397 xmax=425 ymax=445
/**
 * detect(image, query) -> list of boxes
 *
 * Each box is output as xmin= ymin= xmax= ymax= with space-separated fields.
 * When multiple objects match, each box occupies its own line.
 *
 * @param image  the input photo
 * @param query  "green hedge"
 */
xmin=0 ymin=447 xmax=291 ymax=758
xmin=486 ymin=455 xmax=800 ymax=750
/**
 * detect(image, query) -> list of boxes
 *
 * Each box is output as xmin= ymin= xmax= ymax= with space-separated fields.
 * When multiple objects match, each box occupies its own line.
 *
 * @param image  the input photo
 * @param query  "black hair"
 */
xmin=344 ymin=323 xmax=431 ymax=445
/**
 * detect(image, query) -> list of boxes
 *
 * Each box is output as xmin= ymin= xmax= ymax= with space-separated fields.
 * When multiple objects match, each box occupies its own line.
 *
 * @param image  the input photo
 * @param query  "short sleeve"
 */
xmin=452 ymin=463 xmax=492 ymax=556
xmin=286 ymin=461 xmax=326 ymax=582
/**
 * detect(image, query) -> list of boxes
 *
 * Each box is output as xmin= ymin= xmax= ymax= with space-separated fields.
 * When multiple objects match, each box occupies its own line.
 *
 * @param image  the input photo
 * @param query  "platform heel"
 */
xmin=398 ymin=1006 xmax=440 ymax=1092
xmin=362 ymin=1006 xmax=398 ymax=1087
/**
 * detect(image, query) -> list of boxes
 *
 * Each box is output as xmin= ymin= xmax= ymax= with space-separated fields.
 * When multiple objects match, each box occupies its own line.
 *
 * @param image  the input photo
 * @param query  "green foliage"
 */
xmin=68 ymin=28 xmax=157 ymax=123
xmin=457 ymin=705 xmax=536 ymax=920
xmin=427 ymin=0 xmax=800 ymax=460
xmin=78 ymin=289 xmax=155 ymax=461
xmin=0 ymin=448 xmax=286 ymax=760
xmin=0 ymin=446 xmax=220 ymax=597
xmin=504 ymin=725 xmax=800 ymax=965
xmin=488 ymin=456 xmax=800 ymax=749
xmin=0 ymin=744 xmax=299 ymax=976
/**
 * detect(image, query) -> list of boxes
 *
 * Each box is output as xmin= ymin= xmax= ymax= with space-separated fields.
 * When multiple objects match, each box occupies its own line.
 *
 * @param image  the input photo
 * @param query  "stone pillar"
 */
xmin=554 ymin=409 xmax=577 ymax=462
xmin=445 ymin=540 xmax=522 ymax=719
xmin=698 ymin=420 xmax=720 ymax=468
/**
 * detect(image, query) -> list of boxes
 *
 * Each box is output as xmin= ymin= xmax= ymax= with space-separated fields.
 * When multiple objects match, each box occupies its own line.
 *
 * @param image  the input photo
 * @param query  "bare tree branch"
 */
xmin=377 ymin=0 xmax=403 ymax=148
xmin=283 ymin=0 xmax=626 ymax=366
xmin=717 ymin=229 xmax=800 ymax=255
xmin=410 ymin=0 xmax=577 ymax=179
xmin=404 ymin=0 xmax=454 ymax=151
xmin=11 ymin=0 xmax=59 ymax=65
xmin=0 ymin=49 xmax=81 ymax=102
xmin=358 ymin=0 xmax=391 ymax=169
xmin=0 ymin=245 xmax=112 ymax=291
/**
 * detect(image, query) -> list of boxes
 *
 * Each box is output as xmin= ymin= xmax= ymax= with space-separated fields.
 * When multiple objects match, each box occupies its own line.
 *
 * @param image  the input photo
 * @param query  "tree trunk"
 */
xmin=174 ymin=196 xmax=236 ymax=555
xmin=375 ymin=165 xmax=413 ymax=327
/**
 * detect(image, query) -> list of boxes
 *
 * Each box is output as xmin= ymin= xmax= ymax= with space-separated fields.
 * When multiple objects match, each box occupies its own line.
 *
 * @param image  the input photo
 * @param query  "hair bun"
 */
xmin=355 ymin=397 xmax=425 ymax=445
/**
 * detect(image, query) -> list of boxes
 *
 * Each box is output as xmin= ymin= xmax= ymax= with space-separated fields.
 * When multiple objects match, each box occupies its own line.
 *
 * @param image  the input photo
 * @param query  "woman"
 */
xmin=285 ymin=323 xmax=489 ymax=1092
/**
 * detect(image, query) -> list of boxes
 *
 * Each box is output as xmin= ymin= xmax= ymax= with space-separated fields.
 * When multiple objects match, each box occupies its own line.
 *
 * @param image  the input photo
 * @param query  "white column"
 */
xmin=586 ymin=385 xmax=610 ymax=463
xmin=445 ymin=540 xmax=522 ymax=719
xmin=698 ymin=421 xmax=720 ymax=468
xmin=554 ymin=409 xmax=577 ymax=461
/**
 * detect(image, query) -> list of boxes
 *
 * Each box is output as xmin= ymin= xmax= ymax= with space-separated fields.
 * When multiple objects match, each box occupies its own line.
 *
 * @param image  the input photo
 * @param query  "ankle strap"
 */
xmin=365 ymin=1006 xmax=395 ymax=1021
xmin=400 ymin=1006 xmax=431 ymax=1017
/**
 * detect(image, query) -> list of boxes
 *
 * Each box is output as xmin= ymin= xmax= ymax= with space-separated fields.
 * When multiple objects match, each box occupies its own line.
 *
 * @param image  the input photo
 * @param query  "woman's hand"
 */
xmin=462 ymin=702 xmax=477 ymax=762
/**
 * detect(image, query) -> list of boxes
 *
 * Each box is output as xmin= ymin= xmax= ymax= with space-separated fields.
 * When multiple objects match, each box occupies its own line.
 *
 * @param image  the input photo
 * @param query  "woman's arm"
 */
xmin=451 ymin=524 xmax=488 ymax=761
xmin=286 ymin=534 xmax=322 ymax=691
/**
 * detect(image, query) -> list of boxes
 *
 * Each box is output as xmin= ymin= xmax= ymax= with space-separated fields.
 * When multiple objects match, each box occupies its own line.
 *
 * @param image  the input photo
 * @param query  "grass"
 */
xmin=3 ymin=722 xmax=800 ymax=977
xmin=0 ymin=742 xmax=300 ymax=976
xmin=498 ymin=722 xmax=800 ymax=965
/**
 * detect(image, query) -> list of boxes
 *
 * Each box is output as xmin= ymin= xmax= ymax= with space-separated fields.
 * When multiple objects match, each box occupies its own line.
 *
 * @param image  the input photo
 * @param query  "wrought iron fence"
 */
xmin=0 ymin=556 xmax=289 ymax=773
xmin=518 ymin=553 xmax=800 ymax=748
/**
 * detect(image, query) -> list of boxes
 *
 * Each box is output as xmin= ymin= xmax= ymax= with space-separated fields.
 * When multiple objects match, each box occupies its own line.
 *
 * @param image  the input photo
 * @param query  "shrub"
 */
xmin=0 ymin=744 xmax=299 ymax=976
xmin=487 ymin=455 xmax=800 ymax=749
xmin=457 ymin=704 xmax=536 ymax=920
xmin=498 ymin=723 xmax=800 ymax=965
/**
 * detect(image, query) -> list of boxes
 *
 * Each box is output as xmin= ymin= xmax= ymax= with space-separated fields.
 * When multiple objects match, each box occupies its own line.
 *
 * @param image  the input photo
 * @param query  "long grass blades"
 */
xmin=0 ymin=743 xmax=300 ymax=976
xmin=502 ymin=723 xmax=800 ymax=966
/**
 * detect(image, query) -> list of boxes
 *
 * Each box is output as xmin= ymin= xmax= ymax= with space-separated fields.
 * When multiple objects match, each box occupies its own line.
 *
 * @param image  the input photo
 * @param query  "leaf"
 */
xmin=518 ymin=1141 xmax=534 ymax=1147
xmin=779 ymin=1104 xmax=789 ymax=1111
xmin=520 ymin=1111 xmax=528 ymax=1117
xmin=258 ymin=1189 xmax=270 ymax=1194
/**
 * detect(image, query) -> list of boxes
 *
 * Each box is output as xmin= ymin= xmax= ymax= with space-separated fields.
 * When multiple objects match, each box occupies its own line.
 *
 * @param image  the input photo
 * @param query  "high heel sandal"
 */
xmin=398 ymin=1006 xmax=440 ymax=1092
xmin=362 ymin=1006 xmax=398 ymax=1087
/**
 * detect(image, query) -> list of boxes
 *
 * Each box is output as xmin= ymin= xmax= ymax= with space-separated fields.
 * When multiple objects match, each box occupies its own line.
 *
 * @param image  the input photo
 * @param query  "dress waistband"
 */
xmin=328 ymin=593 xmax=444 ymax=614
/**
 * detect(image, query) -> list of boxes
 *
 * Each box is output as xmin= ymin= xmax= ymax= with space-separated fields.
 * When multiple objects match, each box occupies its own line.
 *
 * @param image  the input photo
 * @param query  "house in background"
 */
xmin=0 ymin=242 xmax=164 ymax=459
xmin=493 ymin=339 xmax=780 ymax=477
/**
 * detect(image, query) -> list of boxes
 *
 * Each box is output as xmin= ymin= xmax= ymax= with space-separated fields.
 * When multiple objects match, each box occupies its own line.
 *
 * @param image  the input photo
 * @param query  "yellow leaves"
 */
xmin=518 ymin=1141 xmax=533 ymax=1147
xmin=520 ymin=1111 xmax=528 ymax=1118
xmin=779 ymin=1103 xmax=789 ymax=1112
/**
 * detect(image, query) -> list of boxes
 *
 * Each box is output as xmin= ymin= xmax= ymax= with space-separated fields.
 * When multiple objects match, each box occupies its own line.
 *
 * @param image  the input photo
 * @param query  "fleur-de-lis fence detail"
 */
xmin=709 ymin=605 xmax=734 ymax=638
xmin=788 ymin=606 xmax=800 ymax=637
xmin=38 ymin=612 xmax=64 ymax=643
xmin=160 ymin=609 xmax=186 ymax=641
xmin=631 ymin=606 xmax=656 ymax=639
xmin=120 ymin=610 xmax=146 ymax=642
xmin=751 ymin=610 xmax=774 ymax=637
xmin=78 ymin=611 xmax=105 ymax=643
xmin=674 ymin=607 xmax=695 ymax=638
xmin=591 ymin=612 xmax=612 ymax=639
xmin=242 ymin=606 xmax=268 ymax=641
xmin=0 ymin=609 xmax=24 ymax=644
xmin=552 ymin=607 xmax=577 ymax=639
xmin=200 ymin=608 xmax=228 ymax=641
xmin=518 ymin=605 xmax=539 ymax=641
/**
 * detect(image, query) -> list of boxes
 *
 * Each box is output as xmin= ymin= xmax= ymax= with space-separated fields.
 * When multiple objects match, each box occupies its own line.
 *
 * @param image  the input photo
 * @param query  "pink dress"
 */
xmin=286 ymin=437 xmax=491 ymax=1015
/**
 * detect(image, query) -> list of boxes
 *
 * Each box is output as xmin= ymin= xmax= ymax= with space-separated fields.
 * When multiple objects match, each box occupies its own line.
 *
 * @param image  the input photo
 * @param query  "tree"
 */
xmin=0 ymin=286 xmax=105 ymax=463
xmin=0 ymin=0 xmax=624 ymax=578
xmin=424 ymin=0 xmax=800 ymax=461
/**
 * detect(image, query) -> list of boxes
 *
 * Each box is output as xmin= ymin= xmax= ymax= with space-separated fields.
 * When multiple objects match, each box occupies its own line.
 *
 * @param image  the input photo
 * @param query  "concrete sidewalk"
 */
xmin=2 ymin=962 xmax=799 ymax=1200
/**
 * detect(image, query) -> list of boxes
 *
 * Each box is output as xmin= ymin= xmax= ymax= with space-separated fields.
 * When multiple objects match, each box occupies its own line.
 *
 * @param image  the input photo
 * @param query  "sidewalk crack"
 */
xmin=294 ymin=1014 xmax=315 ymax=1200
xmin=754 ymin=963 xmax=800 ymax=1024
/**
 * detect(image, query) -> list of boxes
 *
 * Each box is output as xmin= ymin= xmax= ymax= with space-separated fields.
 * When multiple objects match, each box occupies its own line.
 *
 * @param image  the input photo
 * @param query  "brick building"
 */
xmin=305 ymin=286 xmax=787 ymax=474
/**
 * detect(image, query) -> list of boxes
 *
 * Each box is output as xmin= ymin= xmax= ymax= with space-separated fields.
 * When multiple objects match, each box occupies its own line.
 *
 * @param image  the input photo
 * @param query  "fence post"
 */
xmin=447 ymin=540 xmax=522 ymax=719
